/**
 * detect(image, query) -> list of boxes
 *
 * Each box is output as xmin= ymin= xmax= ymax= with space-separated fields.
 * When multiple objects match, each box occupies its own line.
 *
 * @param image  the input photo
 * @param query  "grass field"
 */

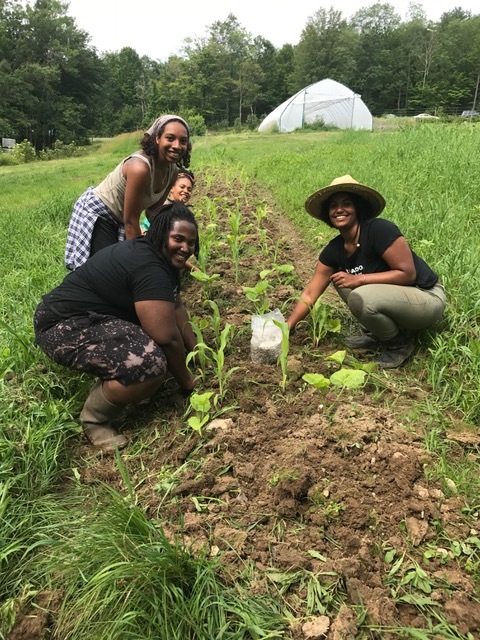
xmin=0 ymin=123 xmax=479 ymax=638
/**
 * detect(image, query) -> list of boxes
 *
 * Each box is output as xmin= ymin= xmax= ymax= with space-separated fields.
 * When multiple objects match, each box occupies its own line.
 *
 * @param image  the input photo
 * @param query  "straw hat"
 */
xmin=305 ymin=175 xmax=386 ymax=224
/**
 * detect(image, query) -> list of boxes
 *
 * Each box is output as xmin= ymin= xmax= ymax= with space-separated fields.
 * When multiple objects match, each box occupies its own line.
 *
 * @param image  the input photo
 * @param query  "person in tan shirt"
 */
xmin=65 ymin=114 xmax=192 ymax=270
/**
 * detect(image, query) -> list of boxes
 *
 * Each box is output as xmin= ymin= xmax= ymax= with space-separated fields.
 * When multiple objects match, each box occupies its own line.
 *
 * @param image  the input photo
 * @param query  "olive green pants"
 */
xmin=336 ymin=282 xmax=446 ymax=341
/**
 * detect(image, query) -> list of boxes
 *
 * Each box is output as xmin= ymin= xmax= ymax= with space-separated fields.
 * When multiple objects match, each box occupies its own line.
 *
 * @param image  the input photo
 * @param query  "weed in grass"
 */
xmin=266 ymin=567 xmax=344 ymax=617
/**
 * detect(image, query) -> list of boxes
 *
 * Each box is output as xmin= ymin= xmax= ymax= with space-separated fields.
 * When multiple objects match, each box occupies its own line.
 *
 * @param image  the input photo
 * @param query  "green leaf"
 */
xmin=325 ymin=350 xmax=346 ymax=365
xmin=189 ymin=391 xmax=214 ymax=413
xmin=330 ymin=368 xmax=366 ymax=389
xmin=302 ymin=373 xmax=330 ymax=389
xmin=307 ymin=550 xmax=327 ymax=561
xmin=384 ymin=549 xmax=396 ymax=564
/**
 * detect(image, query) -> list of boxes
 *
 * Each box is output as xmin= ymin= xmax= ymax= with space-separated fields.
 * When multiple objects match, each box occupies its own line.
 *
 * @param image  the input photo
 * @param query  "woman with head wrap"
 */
xmin=65 ymin=115 xmax=191 ymax=271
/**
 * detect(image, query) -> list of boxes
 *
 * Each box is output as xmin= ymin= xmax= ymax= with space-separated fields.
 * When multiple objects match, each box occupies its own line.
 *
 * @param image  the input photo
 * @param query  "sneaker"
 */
xmin=374 ymin=334 xmax=414 ymax=369
xmin=345 ymin=331 xmax=380 ymax=350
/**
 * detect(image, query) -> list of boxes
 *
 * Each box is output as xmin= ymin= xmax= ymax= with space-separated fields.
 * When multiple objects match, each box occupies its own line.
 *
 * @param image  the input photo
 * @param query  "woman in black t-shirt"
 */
xmin=34 ymin=203 xmax=200 ymax=451
xmin=287 ymin=175 xmax=446 ymax=368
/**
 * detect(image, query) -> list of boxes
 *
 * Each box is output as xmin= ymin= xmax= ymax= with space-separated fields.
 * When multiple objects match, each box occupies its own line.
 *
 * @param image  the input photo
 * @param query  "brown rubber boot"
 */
xmin=80 ymin=380 xmax=128 ymax=451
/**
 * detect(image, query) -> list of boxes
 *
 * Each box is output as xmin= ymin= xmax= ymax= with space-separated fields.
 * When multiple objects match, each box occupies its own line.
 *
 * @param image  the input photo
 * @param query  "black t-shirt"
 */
xmin=319 ymin=218 xmax=438 ymax=289
xmin=43 ymin=237 xmax=180 ymax=323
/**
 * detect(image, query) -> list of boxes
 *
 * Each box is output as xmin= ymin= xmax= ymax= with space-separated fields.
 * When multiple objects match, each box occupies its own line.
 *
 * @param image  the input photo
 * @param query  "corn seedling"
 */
xmin=226 ymin=202 xmax=245 ymax=282
xmin=188 ymin=323 xmax=238 ymax=402
xmin=204 ymin=300 xmax=222 ymax=346
xmin=189 ymin=267 xmax=221 ymax=298
xmin=209 ymin=323 xmax=239 ymax=402
xmin=186 ymin=315 xmax=210 ymax=381
xmin=196 ymin=222 xmax=218 ymax=271
xmin=306 ymin=298 xmax=341 ymax=346
xmin=272 ymin=319 xmax=290 ymax=392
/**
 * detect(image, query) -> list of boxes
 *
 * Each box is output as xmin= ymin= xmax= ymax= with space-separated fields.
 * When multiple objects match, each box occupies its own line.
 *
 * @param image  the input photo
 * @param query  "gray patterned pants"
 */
xmin=34 ymin=302 xmax=167 ymax=385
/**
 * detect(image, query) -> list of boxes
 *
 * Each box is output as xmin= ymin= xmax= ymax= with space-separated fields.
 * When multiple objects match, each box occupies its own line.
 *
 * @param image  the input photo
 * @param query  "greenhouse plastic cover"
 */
xmin=258 ymin=79 xmax=373 ymax=132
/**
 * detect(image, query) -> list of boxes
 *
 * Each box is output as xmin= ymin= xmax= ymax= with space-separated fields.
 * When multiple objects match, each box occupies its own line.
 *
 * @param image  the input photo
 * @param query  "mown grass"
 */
xmin=0 ymin=123 xmax=479 ymax=638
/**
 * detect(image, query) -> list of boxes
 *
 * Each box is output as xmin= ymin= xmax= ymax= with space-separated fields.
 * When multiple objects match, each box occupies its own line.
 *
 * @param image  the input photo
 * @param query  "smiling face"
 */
xmin=156 ymin=121 xmax=189 ymax=165
xmin=327 ymin=192 xmax=359 ymax=230
xmin=169 ymin=176 xmax=194 ymax=203
xmin=162 ymin=219 xmax=197 ymax=269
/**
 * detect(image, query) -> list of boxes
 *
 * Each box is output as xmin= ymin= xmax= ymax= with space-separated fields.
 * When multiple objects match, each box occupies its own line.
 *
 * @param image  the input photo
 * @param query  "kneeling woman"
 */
xmin=287 ymin=176 xmax=446 ymax=368
xmin=34 ymin=202 xmax=199 ymax=450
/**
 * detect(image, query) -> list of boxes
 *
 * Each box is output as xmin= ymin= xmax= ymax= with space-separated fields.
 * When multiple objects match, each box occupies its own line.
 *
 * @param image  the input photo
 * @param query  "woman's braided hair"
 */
xmin=146 ymin=201 xmax=199 ymax=258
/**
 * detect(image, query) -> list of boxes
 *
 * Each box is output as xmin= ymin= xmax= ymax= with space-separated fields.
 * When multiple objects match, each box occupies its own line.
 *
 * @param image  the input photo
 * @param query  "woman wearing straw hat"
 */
xmin=287 ymin=175 xmax=446 ymax=368
xmin=65 ymin=114 xmax=191 ymax=271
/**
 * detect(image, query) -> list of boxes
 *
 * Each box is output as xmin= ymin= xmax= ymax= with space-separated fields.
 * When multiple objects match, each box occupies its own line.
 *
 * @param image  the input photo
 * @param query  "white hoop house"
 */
xmin=258 ymin=79 xmax=373 ymax=132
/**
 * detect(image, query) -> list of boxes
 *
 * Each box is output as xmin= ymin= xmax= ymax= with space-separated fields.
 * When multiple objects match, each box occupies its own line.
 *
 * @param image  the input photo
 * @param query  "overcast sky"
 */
xmin=66 ymin=0 xmax=478 ymax=61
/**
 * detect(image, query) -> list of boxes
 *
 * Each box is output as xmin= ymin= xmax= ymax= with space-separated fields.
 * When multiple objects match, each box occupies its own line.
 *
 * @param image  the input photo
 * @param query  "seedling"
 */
xmin=272 ymin=319 xmax=290 ymax=392
xmin=303 ymin=351 xmax=369 ymax=393
xmin=259 ymin=263 xmax=295 ymax=284
xmin=196 ymin=222 xmax=218 ymax=271
xmin=268 ymin=469 xmax=299 ymax=487
xmin=185 ymin=391 xmax=215 ymax=435
xmin=242 ymin=279 xmax=271 ymax=314
xmin=307 ymin=298 xmax=341 ymax=346
xmin=190 ymin=268 xmax=220 ymax=298
xmin=187 ymin=323 xmax=238 ymax=402
xmin=227 ymin=205 xmax=244 ymax=282
xmin=204 ymin=300 xmax=222 ymax=347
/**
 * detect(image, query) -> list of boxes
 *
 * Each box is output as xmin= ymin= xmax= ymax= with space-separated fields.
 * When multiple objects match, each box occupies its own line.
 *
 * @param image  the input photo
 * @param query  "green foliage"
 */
xmin=0 ymin=152 xmax=18 ymax=166
xmin=11 ymin=140 xmax=36 ymax=163
xmin=298 ymin=118 xmax=339 ymax=132
xmin=41 ymin=487 xmax=287 ymax=639
xmin=242 ymin=279 xmax=271 ymax=314
xmin=177 ymin=110 xmax=207 ymax=136
xmin=186 ymin=391 xmax=215 ymax=434
xmin=305 ymin=298 xmax=341 ymax=346
xmin=38 ymin=140 xmax=88 ymax=160
xmin=303 ymin=350 xmax=369 ymax=391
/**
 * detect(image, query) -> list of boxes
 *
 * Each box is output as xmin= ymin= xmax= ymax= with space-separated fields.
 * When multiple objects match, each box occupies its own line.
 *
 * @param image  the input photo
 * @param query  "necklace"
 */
xmin=350 ymin=223 xmax=361 ymax=248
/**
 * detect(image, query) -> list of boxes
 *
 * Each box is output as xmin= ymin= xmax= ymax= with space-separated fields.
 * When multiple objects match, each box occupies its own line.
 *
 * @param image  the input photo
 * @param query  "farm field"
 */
xmin=1 ymin=124 xmax=479 ymax=639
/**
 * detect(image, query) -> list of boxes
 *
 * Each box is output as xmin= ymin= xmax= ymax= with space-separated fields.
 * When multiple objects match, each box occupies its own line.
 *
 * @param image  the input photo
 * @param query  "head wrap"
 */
xmin=146 ymin=114 xmax=190 ymax=138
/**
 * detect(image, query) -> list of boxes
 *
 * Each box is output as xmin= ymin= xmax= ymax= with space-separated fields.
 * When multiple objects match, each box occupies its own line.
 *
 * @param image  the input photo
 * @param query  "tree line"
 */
xmin=1 ymin=0 xmax=479 ymax=149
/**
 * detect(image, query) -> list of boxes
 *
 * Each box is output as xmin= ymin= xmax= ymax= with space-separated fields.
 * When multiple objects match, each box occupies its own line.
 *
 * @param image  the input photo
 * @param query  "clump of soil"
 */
xmin=76 ymin=169 xmax=479 ymax=638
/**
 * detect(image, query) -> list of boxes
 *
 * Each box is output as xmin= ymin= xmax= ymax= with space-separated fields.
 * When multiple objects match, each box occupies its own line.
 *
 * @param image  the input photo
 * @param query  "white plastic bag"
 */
xmin=250 ymin=308 xmax=285 ymax=364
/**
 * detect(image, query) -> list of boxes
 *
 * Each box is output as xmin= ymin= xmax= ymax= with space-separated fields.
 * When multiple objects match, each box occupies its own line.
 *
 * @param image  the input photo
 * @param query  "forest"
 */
xmin=1 ymin=0 xmax=479 ymax=148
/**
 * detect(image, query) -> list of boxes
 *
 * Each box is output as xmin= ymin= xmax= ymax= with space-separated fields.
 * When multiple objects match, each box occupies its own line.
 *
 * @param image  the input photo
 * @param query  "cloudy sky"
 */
xmin=66 ymin=0 xmax=478 ymax=61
